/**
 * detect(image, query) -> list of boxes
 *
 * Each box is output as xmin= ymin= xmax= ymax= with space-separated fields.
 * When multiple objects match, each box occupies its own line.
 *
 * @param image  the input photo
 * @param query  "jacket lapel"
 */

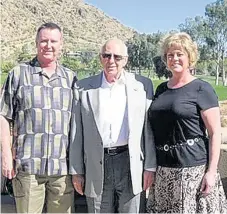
xmin=87 ymin=72 xmax=103 ymax=137
xmin=125 ymin=72 xmax=143 ymax=136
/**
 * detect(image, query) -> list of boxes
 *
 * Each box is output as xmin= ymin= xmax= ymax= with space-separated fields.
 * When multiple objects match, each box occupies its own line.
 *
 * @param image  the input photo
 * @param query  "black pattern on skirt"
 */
xmin=147 ymin=165 xmax=227 ymax=213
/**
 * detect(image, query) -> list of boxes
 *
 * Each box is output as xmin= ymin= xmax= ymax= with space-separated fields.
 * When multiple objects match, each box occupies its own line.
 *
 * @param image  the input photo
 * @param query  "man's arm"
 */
xmin=143 ymin=78 xmax=157 ymax=190
xmin=0 ymin=115 xmax=15 ymax=179
xmin=0 ymin=67 xmax=20 ymax=179
xmin=143 ymin=111 xmax=156 ymax=190
xmin=69 ymin=85 xmax=85 ymax=194
xmin=143 ymin=78 xmax=157 ymax=169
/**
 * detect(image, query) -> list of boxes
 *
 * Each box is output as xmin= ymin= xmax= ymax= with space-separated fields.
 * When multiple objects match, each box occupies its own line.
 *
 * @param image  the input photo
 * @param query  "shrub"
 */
xmin=1 ymin=61 xmax=15 ymax=73
xmin=221 ymin=116 xmax=227 ymax=127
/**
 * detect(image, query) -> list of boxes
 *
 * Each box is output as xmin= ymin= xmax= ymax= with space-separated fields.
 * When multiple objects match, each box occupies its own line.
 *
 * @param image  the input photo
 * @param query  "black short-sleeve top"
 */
xmin=148 ymin=79 xmax=219 ymax=167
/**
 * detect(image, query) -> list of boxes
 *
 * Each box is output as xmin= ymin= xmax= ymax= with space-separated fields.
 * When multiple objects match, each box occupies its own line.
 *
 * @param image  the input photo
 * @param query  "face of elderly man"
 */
xmin=100 ymin=39 xmax=128 ymax=81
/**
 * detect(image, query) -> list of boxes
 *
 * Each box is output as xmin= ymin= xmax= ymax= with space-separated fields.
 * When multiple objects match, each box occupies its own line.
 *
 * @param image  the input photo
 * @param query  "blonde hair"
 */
xmin=160 ymin=32 xmax=198 ymax=69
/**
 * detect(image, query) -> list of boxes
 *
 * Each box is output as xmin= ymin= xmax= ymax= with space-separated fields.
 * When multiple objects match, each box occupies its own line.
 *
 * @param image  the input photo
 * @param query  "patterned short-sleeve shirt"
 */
xmin=0 ymin=57 xmax=77 ymax=175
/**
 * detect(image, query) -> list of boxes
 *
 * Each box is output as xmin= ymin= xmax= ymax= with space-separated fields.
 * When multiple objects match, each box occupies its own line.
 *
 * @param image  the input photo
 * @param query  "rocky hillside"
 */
xmin=1 ymin=0 xmax=136 ymax=60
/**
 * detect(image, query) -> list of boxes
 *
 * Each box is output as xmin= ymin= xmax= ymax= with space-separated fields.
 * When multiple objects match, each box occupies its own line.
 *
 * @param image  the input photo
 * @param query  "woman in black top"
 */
xmin=147 ymin=32 xmax=227 ymax=213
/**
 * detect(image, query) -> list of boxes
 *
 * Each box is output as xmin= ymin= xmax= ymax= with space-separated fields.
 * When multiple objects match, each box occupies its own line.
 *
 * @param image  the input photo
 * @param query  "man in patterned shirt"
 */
xmin=0 ymin=22 xmax=77 ymax=213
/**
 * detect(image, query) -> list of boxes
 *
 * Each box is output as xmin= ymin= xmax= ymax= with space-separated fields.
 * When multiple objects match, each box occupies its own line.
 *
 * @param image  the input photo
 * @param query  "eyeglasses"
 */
xmin=101 ymin=53 xmax=124 ymax=61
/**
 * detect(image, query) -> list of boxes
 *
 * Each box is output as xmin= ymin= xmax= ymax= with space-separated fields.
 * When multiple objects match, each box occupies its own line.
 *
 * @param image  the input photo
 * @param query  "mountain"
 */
xmin=1 ymin=0 xmax=136 ymax=60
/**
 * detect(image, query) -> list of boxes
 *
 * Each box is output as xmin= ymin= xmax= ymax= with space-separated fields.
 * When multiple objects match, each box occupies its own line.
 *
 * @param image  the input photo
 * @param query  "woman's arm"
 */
xmin=200 ymin=106 xmax=221 ymax=195
xmin=201 ymin=106 xmax=221 ymax=173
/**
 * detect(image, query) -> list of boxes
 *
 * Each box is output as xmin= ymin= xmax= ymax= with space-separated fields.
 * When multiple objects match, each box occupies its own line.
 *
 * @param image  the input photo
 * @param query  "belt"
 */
xmin=104 ymin=145 xmax=128 ymax=155
xmin=156 ymin=137 xmax=203 ymax=152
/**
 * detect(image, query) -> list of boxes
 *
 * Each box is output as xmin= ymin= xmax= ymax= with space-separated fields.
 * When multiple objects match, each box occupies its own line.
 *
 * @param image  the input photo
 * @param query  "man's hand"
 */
xmin=72 ymin=174 xmax=85 ymax=195
xmin=143 ymin=170 xmax=155 ymax=191
xmin=2 ymin=152 xmax=15 ymax=179
xmin=1 ymin=116 xmax=15 ymax=179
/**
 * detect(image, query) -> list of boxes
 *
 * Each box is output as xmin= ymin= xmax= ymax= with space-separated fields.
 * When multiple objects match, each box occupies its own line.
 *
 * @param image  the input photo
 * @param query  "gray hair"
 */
xmin=100 ymin=38 xmax=128 ymax=56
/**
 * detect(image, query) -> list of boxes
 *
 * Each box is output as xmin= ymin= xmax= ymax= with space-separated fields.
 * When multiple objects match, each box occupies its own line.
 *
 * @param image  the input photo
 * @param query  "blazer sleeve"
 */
xmin=143 ymin=79 xmax=157 ymax=169
xmin=69 ymin=85 xmax=84 ymax=175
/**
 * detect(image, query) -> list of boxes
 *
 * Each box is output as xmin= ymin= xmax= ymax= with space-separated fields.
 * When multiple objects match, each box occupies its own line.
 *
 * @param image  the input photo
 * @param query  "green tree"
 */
xmin=61 ymin=56 xmax=85 ymax=77
xmin=1 ymin=61 xmax=16 ymax=73
xmin=126 ymin=33 xmax=162 ymax=75
xmin=152 ymin=56 xmax=171 ymax=79
xmin=204 ymin=0 xmax=227 ymax=86
xmin=87 ymin=54 xmax=102 ymax=75
xmin=17 ymin=44 xmax=34 ymax=63
xmin=178 ymin=16 xmax=213 ymax=76
xmin=80 ymin=51 xmax=96 ymax=66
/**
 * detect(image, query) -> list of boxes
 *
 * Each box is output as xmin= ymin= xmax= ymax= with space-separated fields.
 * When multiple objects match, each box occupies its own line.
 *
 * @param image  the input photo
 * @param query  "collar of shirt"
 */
xmin=101 ymin=70 xmax=126 ymax=89
xmin=30 ymin=57 xmax=67 ymax=79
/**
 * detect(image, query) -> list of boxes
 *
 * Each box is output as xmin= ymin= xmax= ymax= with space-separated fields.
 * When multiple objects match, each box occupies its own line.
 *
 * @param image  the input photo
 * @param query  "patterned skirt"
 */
xmin=147 ymin=165 xmax=227 ymax=213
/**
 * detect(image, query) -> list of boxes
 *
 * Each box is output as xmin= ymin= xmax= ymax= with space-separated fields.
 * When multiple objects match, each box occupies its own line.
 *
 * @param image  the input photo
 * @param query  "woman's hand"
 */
xmin=200 ymin=170 xmax=216 ymax=196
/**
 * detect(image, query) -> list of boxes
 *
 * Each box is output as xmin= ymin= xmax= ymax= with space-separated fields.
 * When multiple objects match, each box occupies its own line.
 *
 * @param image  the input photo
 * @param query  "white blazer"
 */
xmin=69 ymin=71 xmax=156 ymax=197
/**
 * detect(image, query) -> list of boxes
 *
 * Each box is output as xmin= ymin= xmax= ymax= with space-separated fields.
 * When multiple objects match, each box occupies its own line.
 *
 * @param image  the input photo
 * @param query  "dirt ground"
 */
xmin=219 ymin=101 xmax=227 ymax=196
xmin=220 ymin=101 xmax=227 ymax=127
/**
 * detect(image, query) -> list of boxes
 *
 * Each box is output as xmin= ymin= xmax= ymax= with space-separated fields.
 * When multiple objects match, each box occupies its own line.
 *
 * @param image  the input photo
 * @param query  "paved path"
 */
xmin=221 ymin=127 xmax=227 ymax=144
xmin=1 ymin=193 xmax=87 ymax=213
xmin=1 ymin=194 xmax=16 ymax=213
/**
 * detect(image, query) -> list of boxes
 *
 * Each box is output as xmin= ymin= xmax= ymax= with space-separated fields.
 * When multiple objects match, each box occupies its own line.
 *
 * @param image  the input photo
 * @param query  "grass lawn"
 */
xmin=152 ymin=77 xmax=227 ymax=101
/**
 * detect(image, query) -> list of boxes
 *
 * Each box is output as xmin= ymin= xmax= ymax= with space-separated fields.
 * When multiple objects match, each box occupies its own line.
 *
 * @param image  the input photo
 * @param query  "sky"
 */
xmin=84 ymin=0 xmax=215 ymax=34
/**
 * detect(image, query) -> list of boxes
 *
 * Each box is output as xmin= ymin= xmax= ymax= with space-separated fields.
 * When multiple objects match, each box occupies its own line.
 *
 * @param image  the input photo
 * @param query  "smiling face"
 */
xmin=161 ymin=33 xmax=199 ymax=76
xmin=36 ymin=28 xmax=62 ymax=65
xmin=100 ymin=39 xmax=128 ymax=81
xmin=166 ymin=46 xmax=190 ymax=74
